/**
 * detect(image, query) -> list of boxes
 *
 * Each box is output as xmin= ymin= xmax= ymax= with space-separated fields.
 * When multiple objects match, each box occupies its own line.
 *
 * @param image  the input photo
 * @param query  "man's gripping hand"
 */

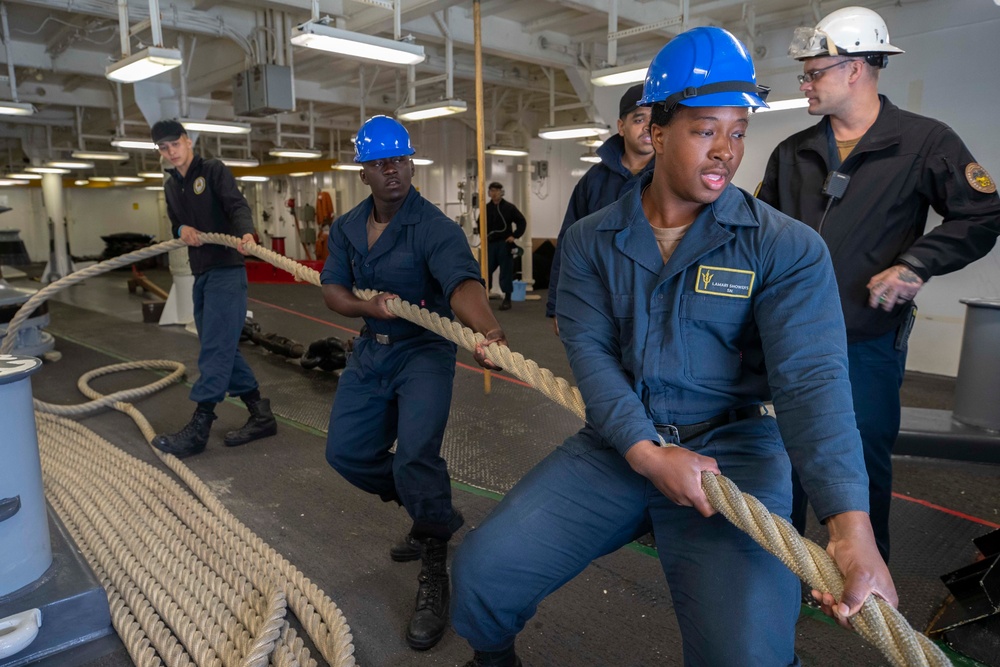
xmin=812 ymin=511 xmax=898 ymax=629
xmin=624 ymin=440 xmax=720 ymax=517
xmin=473 ymin=328 xmax=507 ymax=371
xmin=237 ymin=233 xmax=256 ymax=256
xmin=179 ymin=225 xmax=203 ymax=246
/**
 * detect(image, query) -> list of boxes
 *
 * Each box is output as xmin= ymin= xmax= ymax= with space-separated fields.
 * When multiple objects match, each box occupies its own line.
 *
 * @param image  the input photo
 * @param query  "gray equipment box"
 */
xmin=233 ymin=65 xmax=294 ymax=117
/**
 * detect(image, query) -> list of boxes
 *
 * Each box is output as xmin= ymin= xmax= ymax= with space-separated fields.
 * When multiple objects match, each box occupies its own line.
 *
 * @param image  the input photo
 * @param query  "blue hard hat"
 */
xmin=354 ymin=115 xmax=415 ymax=163
xmin=640 ymin=27 xmax=769 ymax=110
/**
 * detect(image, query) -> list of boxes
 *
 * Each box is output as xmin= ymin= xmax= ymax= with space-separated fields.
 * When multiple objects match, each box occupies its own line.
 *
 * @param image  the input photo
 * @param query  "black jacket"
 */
xmin=757 ymin=96 xmax=1000 ymax=342
xmin=164 ymin=155 xmax=256 ymax=275
xmin=546 ymin=133 xmax=654 ymax=317
xmin=480 ymin=198 xmax=526 ymax=243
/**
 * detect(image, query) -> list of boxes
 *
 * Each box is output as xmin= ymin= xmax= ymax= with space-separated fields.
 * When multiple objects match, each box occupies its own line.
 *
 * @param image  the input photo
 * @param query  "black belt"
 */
xmin=359 ymin=325 xmax=424 ymax=345
xmin=655 ymin=405 xmax=766 ymax=443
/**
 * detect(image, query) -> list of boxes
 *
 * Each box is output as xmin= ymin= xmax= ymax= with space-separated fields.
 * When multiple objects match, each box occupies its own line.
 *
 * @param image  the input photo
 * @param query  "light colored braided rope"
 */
xmin=4 ymin=234 xmax=949 ymax=666
xmin=32 ymin=369 xmax=355 ymax=667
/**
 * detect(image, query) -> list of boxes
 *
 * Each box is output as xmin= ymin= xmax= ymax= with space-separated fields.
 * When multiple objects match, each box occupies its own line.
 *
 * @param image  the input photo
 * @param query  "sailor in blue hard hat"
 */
xmin=320 ymin=115 xmax=507 ymax=652
xmin=451 ymin=27 xmax=895 ymax=667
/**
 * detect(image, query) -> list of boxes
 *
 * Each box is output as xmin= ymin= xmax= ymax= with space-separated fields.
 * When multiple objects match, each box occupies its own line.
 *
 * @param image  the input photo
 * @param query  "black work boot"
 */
xmin=390 ymin=533 xmax=422 ymax=562
xmin=224 ymin=398 xmax=278 ymax=447
xmin=462 ymin=646 xmax=522 ymax=667
xmin=405 ymin=538 xmax=450 ymax=650
xmin=153 ymin=410 xmax=216 ymax=458
xmin=499 ymin=294 xmax=512 ymax=311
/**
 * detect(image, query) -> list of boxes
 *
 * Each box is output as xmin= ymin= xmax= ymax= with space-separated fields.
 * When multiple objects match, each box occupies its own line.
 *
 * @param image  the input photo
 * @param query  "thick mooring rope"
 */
xmin=31 ymin=363 xmax=356 ymax=667
xmin=3 ymin=234 xmax=949 ymax=667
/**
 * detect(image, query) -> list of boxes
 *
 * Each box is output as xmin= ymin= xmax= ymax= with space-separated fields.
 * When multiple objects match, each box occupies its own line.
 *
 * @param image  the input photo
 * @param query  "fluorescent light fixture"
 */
xmin=754 ymin=98 xmax=810 ymax=113
xmin=219 ymin=157 xmax=260 ymax=168
xmin=111 ymin=137 xmax=157 ymax=150
xmin=538 ymin=123 xmax=608 ymax=140
xmin=6 ymin=172 xmax=42 ymax=180
xmin=291 ymin=20 xmax=425 ymax=66
xmin=74 ymin=179 xmax=90 ymax=186
xmin=0 ymin=179 xmax=23 ymax=186
xmin=485 ymin=145 xmax=529 ymax=157
xmin=590 ymin=62 xmax=649 ymax=87
xmin=26 ymin=166 xmax=71 ymax=174
xmin=580 ymin=153 xmax=601 ymax=164
xmin=238 ymin=175 xmax=270 ymax=182
xmin=396 ymin=99 xmax=467 ymax=121
xmin=180 ymin=118 xmax=252 ymax=135
xmin=0 ymin=101 xmax=36 ymax=116
xmin=144 ymin=186 xmax=164 ymax=191
xmin=106 ymin=46 xmax=183 ymax=83
xmin=89 ymin=176 xmax=112 ymax=182
xmin=577 ymin=137 xmax=604 ymax=148
xmin=112 ymin=176 xmax=146 ymax=183
xmin=269 ymin=147 xmax=323 ymax=159
xmin=138 ymin=171 xmax=165 ymax=178
xmin=72 ymin=150 xmax=130 ymax=161
xmin=289 ymin=171 xmax=314 ymax=177
xmin=332 ymin=163 xmax=363 ymax=171
xmin=412 ymin=158 xmax=434 ymax=166
xmin=46 ymin=160 xmax=94 ymax=169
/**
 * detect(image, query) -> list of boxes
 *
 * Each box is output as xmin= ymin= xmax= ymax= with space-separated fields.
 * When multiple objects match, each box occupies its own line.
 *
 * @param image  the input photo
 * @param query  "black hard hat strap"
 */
xmin=659 ymin=80 xmax=768 ymax=109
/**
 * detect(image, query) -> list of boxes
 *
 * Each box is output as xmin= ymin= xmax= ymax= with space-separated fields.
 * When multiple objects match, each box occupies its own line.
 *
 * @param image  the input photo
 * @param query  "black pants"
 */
xmin=487 ymin=241 xmax=514 ymax=295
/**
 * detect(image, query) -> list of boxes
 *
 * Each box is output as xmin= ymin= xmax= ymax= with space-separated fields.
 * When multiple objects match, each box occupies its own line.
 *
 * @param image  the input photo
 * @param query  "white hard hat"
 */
xmin=788 ymin=6 xmax=904 ymax=64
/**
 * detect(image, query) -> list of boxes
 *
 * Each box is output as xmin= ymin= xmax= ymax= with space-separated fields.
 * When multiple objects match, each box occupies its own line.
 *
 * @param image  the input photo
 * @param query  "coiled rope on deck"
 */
xmin=4 ymin=241 xmax=356 ymax=666
xmin=2 ymin=234 xmax=949 ymax=667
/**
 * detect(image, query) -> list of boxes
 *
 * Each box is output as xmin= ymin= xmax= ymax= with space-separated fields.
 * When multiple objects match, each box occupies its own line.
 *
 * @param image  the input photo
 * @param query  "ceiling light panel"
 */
xmin=291 ymin=21 xmax=425 ymax=66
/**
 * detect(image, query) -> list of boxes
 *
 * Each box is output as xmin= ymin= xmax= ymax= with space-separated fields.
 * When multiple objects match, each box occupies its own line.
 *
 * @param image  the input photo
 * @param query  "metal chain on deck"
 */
xmin=2 ymin=234 xmax=949 ymax=667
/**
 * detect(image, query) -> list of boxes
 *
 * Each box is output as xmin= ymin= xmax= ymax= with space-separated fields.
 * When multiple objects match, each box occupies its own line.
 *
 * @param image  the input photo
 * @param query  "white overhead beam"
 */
xmin=398 ymin=7 xmax=579 ymax=70
xmin=13 ymin=81 xmax=115 ymax=109
xmin=0 ymin=38 xmax=113 ymax=77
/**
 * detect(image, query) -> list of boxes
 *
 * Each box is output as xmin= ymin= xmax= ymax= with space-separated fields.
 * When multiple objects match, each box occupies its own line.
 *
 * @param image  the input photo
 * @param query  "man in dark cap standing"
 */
xmin=479 ymin=182 xmax=526 ymax=311
xmin=545 ymin=83 xmax=654 ymax=332
xmin=150 ymin=119 xmax=278 ymax=458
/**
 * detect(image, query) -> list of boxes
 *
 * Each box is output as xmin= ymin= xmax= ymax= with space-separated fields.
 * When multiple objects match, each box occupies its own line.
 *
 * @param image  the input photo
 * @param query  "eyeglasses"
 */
xmin=365 ymin=155 xmax=410 ymax=170
xmin=797 ymin=60 xmax=853 ymax=85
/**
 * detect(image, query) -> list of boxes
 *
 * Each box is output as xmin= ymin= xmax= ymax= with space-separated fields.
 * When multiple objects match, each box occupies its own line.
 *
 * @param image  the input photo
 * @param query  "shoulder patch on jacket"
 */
xmin=965 ymin=163 xmax=996 ymax=194
xmin=695 ymin=265 xmax=755 ymax=299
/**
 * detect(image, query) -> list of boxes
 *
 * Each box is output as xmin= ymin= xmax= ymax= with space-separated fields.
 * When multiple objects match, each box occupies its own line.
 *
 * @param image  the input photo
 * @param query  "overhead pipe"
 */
xmin=115 ymin=0 xmax=130 ymax=58
xmin=607 ymin=0 xmax=618 ymax=66
xmin=0 ymin=3 xmax=19 ymax=102
xmin=148 ymin=0 xmax=164 ymax=46
xmin=178 ymin=34 xmax=189 ymax=118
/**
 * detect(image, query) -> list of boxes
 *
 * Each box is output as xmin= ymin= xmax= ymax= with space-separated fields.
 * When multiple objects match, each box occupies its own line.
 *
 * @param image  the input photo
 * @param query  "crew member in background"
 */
xmin=479 ymin=182 xmax=526 ymax=311
xmin=452 ymin=27 xmax=895 ymax=667
xmin=546 ymin=83 xmax=654 ymax=333
xmin=151 ymin=119 xmax=278 ymax=458
xmin=757 ymin=6 xmax=1000 ymax=562
xmin=320 ymin=115 xmax=506 ymax=651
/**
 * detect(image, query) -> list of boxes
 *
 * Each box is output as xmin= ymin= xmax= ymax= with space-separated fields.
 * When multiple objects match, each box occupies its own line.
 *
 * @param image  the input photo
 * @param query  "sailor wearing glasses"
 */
xmin=757 ymin=6 xmax=1000 ymax=563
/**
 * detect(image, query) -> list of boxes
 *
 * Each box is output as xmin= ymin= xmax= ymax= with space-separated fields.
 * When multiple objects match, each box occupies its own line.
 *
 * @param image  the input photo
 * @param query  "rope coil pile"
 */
xmin=2 ymin=234 xmax=950 ymax=666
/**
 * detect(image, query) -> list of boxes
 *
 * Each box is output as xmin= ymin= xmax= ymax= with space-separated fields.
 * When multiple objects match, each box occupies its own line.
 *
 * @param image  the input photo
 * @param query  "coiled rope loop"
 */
xmin=3 ymin=234 xmax=949 ymax=667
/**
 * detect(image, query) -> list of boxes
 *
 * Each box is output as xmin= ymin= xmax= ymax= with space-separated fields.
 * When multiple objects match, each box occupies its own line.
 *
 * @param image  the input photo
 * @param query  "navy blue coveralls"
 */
xmin=452 ymin=176 xmax=870 ymax=665
xmin=321 ymin=187 xmax=482 ymax=540
xmin=164 ymin=155 xmax=259 ymax=405
xmin=757 ymin=96 xmax=1000 ymax=560
xmin=546 ymin=133 xmax=654 ymax=317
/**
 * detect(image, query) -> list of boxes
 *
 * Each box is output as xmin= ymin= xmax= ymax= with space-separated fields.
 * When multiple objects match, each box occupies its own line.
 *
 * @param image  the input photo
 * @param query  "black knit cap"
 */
xmin=150 ymin=119 xmax=187 ymax=144
xmin=618 ymin=83 xmax=645 ymax=119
